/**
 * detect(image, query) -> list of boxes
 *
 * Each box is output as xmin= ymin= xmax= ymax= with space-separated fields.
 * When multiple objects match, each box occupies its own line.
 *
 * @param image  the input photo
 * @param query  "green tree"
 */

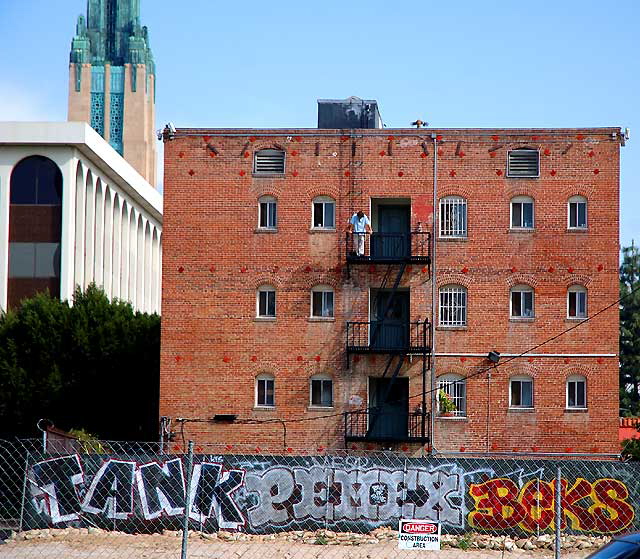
xmin=620 ymin=243 xmax=640 ymax=416
xmin=0 ymin=285 xmax=160 ymax=440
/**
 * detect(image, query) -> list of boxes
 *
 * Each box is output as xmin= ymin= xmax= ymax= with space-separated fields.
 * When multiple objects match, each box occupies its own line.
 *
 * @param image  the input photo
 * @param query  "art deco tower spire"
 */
xmin=68 ymin=0 xmax=157 ymax=185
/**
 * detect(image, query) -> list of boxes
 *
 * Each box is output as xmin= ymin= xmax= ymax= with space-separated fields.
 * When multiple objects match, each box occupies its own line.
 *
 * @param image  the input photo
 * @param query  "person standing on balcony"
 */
xmin=348 ymin=210 xmax=372 ymax=257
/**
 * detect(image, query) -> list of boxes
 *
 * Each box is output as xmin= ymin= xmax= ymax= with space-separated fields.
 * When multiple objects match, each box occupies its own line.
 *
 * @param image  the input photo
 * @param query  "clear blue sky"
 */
xmin=1 ymin=0 xmax=638 ymax=246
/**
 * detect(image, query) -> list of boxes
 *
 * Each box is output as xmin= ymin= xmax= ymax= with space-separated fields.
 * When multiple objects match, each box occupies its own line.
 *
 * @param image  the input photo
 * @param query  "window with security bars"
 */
xmin=439 ymin=197 xmax=467 ymax=238
xmin=567 ymin=285 xmax=587 ymax=318
xmin=258 ymin=196 xmax=277 ymax=229
xmin=567 ymin=375 xmax=586 ymax=409
xmin=310 ymin=376 xmax=333 ymax=407
xmin=438 ymin=374 xmax=466 ymax=416
xmin=311 ymin=286 xmax=334 ymax=318
xmin=254 ymin=149 xmax=285 ymax=174
xmin=507 ymin=149 xmax=539 ymax=178
xmin=439 ymin=285 xmax=467 ymax=326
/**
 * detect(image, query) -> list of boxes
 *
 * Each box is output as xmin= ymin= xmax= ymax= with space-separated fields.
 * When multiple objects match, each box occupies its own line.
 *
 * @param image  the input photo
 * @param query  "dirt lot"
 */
xmin=0 ymin=530 xmax=599 ymax=559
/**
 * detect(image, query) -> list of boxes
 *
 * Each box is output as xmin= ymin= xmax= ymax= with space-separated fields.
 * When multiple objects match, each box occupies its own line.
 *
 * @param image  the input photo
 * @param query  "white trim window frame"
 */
xmin=311 ymin=285 xmax=334 ymax=318
xmin=258 ymin=195 xmax=277 ymax=229
xmin=510 ymin=376 xmax=534 ymax=408
xmin=510 ymin=196 xmax=534 ymax=229
xmin=568 ymin=196 xmax=587 ymax=230
xmin=256 ymin=374 xmax=275 ymax=407
xmin=437 ymin=374 xmax=466 ymax=417
xmin=567 ymin=285 xmax=587 ymax=319
xmin=310 ymin=375 xmax=333 ymax=407
xmin=510 ymin=285 xmax=534 ymax=319
xmin=257 ymin=285 xmax=276 ymax=318
xmin=566 ymin=375 xmax=587 ymax=409
xmin=439 ymin=285 xmax=467 ymax=327
xmin=312 ymin=196 xmax=336 ymax=229
xmin=439 ymin=196 xmax=467 ymax=238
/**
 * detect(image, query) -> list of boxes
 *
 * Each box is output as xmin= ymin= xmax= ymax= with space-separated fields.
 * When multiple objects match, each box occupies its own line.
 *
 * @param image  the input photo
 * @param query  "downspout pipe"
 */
xmin=430 ymin=133 xmax=438 ymax=454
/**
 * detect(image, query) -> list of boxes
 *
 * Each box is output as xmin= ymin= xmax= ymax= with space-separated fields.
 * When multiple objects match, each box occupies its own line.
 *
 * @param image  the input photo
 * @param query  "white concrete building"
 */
xmin=0 ymin=121 xmax=162 ymax=313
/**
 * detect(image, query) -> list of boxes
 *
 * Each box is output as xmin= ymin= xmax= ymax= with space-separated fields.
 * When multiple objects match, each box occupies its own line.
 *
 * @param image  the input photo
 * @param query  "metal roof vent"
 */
xmin=254 ymin=149 xmax=285 ymax=175
xmin=317 ymin=97 xmax=383 ymax=129
xmin=507 ymin=149 xmax=540 ymax=178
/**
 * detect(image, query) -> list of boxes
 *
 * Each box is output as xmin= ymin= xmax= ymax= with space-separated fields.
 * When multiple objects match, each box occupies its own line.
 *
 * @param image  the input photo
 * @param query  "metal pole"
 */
xmin=181 ymin=441 xmax=194 ymax=559
xmin=19 ymin=452 xmax=30 ymax=533
xmin=555 ymin=465 xmax=562 ymax=559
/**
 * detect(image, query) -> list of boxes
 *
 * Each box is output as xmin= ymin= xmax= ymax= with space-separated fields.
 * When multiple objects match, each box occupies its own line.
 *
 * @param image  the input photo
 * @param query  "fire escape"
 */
xmin=342 ymin=136 xmax=432 ymax=446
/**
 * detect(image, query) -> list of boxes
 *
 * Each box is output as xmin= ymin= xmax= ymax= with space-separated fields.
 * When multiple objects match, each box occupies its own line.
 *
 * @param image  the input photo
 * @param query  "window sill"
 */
xmin=436 ymin=415 xmax=467 ymax=421
xmin=566 ymin=228 xmax=588 ymax=234
xmin=254 ymin=316 xmax=276 ymax=322
xmin=566 ymin=317 xmax=587 ymax=322
xmin=309 ymin=228 xmax=337 ymax=234
xmin=255 ymin=228 xmax=278 ymax=234
xmin=565 ymin=407 xmax=588 ymax=413
xmin=506 ymin=175 xmax=540 ymax=179
xmin=508 ymin=407 xmax=535 ymax=412
xmin=308 ymin=316 xmax=335 ymax=322
xmin=253 ymin=173 xmax=285 ymax=179
xmin=438 ymin=236 xmax=468 ymax=242
xmin=436 ymin=326 xmax=467 ymax=331
xmin=509 ymin=317 xmax=535 ymax=322
xmin=253 ymin=406 xmax=276 ymax=411
xmin=308 ymin=406 xmax=334 ymax=411
xmin=508 ymin=228 xmax=535 ymax=233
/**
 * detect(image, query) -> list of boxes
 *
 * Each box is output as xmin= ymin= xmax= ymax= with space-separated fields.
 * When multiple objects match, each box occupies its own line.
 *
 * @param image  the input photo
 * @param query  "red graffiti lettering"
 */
xmin=518 ymin=480 xmax=555 ymax=532
xmin=468 ymin=479 xmax=526 ymax=530
xmin=590 ymin=479 xmax=635 ymax=533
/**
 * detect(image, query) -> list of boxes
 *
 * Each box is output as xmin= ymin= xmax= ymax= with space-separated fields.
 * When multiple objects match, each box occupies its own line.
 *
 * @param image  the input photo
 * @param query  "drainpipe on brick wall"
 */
xmin=430 ymin=133 xmax=438 ymax=455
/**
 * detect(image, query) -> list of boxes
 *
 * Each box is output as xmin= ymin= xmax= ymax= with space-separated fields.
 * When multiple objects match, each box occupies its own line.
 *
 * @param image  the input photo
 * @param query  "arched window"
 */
xmin=310 ymin=374 xmax=333 ymax=407
xmin=439 ymin=285 xmax=467 ymax=326
xmin=567 ymin=285 xmax=587 ymax=319
xmin=439 ymin=196 xmax=467 ymax=238
xmin=510 ymin=285 xmax=534 ymax=318
xmin=438 ymin=374 xmax=466 ymax=417
xmin=568 ymin=196 xmax=587 ymax=229
xmin=256 ymin=374 xmax=275 ymax=407
xmin=510 ymin=376 xmax=534 ymax=408
xmin=566 ymin=375 xmax=586 ymax=409
xmin=258 ymin=195 xmax=277 ymax=229
xmin=256 ymin=285 xmax=276 ymax=318
xmin=510 ymin=196 xmax=534 ymax=229
xmin=311 ymin=285 xmax=334 ymax=318
xmin=254 ymin=149 xmax=285 ymax=175
xmin=10 ymin=155 xmax=62 ymax=205
xmin=312 ymin=196 xmax=335 ymax=229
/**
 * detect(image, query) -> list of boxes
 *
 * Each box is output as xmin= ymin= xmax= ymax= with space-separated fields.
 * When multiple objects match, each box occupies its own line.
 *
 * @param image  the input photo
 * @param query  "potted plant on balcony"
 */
xmin=438 ymin=389 xmax=457 ymax=417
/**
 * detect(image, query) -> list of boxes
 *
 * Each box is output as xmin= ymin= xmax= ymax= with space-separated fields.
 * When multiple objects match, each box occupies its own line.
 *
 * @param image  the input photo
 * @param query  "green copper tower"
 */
xmin=68 ymin=0 xmax=157 ymax=185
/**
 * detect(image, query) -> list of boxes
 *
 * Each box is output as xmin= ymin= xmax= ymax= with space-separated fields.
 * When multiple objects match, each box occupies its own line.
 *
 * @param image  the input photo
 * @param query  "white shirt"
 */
xmin=350 ymin=213 xmax=370 ymax=233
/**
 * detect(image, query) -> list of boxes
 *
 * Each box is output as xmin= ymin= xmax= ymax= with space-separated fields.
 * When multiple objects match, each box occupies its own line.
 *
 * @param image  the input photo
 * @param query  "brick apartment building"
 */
xmin=159 ymin=99 xmax=623 ymax=454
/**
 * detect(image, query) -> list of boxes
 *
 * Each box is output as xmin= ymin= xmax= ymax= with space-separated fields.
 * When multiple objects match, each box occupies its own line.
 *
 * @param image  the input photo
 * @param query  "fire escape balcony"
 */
xmin=346 ymin=319 xmax=431 ymax=355
xmin=344 ymin=409 xmax=430 ymax=444
xmin=345 ymin=231 xmax=431 ymax=264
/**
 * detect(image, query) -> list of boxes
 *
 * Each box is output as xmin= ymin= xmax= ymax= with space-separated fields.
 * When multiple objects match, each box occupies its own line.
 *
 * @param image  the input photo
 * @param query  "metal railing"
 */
xmin=344 ymin=409 xmax=430 ymax=443
xmin=346 ymin=319 xmax=430 ymax=353
xmin=345 ymin=231 xmax=431 ymax=263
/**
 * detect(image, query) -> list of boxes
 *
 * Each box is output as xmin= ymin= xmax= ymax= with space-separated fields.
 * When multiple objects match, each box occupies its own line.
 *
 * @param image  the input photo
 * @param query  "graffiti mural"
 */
xmin=19 ymin=453 xmax=640 ymax=536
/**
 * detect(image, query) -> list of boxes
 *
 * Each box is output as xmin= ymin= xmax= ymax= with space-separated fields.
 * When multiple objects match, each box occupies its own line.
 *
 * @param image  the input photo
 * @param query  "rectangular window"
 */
xmin=507 ymin=150 xmax=539 ymax=178
xmin=439 ymin=198 xmax=467 ymax=238
xmin=511 ymin=290 xmax=534 ymax=318
xmin=258 ymin=290 xmax=276 ymax=317
xmin=259 ymin=201 xmax=277 ymax=229
xmin=511 ymin=201 xmax=534 ymax=228
xmin=9 ymin=242 xmax=60 ymax=278
xmin=510 ymin=379 xmax=533 ymax=408
xmin=568 ymin=291 xmax=587 ymax=318
xmin=311 ymin=379 xmax=333 ymax=407
xmin=313 ymin=200 xmax=335 ymax=228
xmin=312 ymin=290 xmax=334 ymax=317
xmin=569 ymin=202 xmax=587 ymax=228
xmin=567 ymin=379 xmax=586 ymax=408
xmin=257 ymin=378 xmax=275 ymax=407
xmin=439 ymin=287 xmax=467 ymax=326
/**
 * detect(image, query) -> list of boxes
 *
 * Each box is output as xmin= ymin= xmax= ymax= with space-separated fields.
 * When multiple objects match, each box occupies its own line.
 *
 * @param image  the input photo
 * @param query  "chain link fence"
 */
xmin=0 ymin=438 xmax=637 ymax=558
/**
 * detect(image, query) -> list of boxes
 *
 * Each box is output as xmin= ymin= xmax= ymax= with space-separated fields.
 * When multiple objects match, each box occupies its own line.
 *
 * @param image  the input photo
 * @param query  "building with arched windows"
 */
xmin=0 ymin=121 xmax=162 ymax=313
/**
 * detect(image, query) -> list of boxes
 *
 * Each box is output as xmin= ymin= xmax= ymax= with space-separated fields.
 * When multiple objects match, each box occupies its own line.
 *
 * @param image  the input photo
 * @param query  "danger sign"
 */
xmin=398 ymin=519 xmax=441 ymax=550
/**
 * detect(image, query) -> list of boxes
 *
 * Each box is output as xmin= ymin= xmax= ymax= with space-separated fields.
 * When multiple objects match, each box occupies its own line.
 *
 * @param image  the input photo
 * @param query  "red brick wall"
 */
xmin=160 ymin=128 xmax=621 ymax=454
